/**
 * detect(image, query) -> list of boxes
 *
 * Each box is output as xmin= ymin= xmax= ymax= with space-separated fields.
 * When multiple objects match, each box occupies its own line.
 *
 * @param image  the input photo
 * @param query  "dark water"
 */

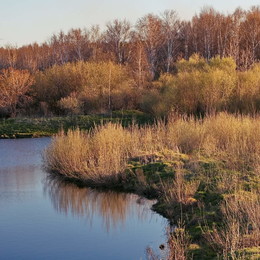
xmin=0 ymin=138 xmax=167 ymax=260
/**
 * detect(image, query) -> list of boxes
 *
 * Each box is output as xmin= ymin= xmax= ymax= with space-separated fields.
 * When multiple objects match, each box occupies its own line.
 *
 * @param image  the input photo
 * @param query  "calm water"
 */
xmin=0 ymin=138 xmax=167 ymax=260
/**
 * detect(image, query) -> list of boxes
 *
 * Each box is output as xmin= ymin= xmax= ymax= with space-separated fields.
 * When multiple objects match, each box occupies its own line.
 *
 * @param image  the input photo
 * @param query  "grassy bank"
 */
xmin=0 ymin=110 xmax=152 ymax=138
xmin=44 ymin=113 xmax=260 ymax=259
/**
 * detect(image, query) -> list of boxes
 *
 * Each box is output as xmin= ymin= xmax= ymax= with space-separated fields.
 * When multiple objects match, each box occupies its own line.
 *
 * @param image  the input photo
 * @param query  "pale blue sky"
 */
xmin=1 ymin=0 xmax=260 ymax=47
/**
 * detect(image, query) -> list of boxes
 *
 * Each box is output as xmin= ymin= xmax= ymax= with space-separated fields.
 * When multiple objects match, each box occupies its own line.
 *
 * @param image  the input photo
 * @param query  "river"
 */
xmin=0 ymin=138 xmax=167 ymax=260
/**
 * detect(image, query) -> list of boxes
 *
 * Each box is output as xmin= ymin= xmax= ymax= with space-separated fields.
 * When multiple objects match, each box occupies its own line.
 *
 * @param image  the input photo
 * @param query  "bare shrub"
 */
xmin=0 ymin=67 xmax=34 ymax=117
xmin=146 ymin=224 xmax=191 ymax=260
xmin=58 ymin=92 xmax=82 ymax=115
xmin=162 ymin=167 xmax=199 ymax=205
xmin=204 ymin=191 xmax=260 ymax=259
xmin=168 ymin=224 xmax=191 ymax=260
xmin=166 ymin=116 xmax=205 ymax=154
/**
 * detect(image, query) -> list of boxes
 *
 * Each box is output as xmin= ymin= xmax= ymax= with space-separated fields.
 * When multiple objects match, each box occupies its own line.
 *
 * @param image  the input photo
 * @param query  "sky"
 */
xmin=0 ymin=0 xmax=260 ymax=47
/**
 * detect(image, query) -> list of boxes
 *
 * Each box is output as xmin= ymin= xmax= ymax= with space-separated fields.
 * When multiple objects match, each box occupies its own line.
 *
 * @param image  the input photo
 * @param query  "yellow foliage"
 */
xmin=35 ymin=61 xmax=134 ymax=112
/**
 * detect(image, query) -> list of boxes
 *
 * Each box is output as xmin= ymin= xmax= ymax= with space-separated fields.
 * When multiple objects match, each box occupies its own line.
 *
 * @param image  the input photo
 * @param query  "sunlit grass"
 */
xmin=45 ymin=112 xmax=260 ymax=179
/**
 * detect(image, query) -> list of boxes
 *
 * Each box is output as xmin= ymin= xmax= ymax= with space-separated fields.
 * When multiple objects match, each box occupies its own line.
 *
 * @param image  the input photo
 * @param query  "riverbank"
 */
xmin=44 ymin=113 xmax=260 ymax=260
xmin=0 ymin=110 xmax=152 ymax=138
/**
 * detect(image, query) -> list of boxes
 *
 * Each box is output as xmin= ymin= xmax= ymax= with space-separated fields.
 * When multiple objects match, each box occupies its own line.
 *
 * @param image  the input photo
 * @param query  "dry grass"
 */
xmin=203 ymin=190 xmax=260 ymax=259
xmin=167 ymin=113 xmax=260 ymax=166
xmin=45 ymin=112 xmax=260 ymax=184
xmin=162 ymin=166 xmax=199 ymax=205
xmin=168 ymin=224 xmax=192 ymax=260
xmin=44 ymin=124 xmax=135 ymax=184
xmin=201 ymin=113 xmax=260 ymax=171
xmin=146 ymin=223 xmax=191 ymax=260
xmin=44 ymin=129 xmax=89 ymax=177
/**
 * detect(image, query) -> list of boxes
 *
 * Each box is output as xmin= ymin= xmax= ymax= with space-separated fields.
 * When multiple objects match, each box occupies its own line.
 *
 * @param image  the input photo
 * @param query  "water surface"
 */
xmin=0 ymin=138 xmax=167 ymax=260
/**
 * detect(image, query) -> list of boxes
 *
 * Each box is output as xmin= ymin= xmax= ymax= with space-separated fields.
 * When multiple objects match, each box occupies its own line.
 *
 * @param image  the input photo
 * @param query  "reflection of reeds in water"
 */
xmin=0 ymin=165 xmax=39 ymax=201
xmin=43 ymin=175 xmax=156 ymax=232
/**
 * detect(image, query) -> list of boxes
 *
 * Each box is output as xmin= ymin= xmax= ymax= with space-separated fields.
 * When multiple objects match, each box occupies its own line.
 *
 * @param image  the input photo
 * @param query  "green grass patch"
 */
xmin=0 ymin=110 xmax=153 ymax=138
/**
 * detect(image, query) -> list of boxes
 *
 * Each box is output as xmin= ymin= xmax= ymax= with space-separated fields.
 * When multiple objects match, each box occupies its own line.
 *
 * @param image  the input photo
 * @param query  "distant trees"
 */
xmin=231 ymin=64 xmax=260 ymax=113
xmin=161 ymin=10 xmax=182 ymax=73
xmin=142 ymin=55 xmax=238 ymax=116
xmin=0 ymin=68 xmax=34 ymax=117
xmin=240 ymin=7 xmax=260 ymax=66
xmin=136 ymin=14 xmax=164 ymax=79
xmin=105 ymin=19 xmax=132 ymax=64
xmin=1 ymin=7 xmax=260 ymax=76
xmin=2 ymin=6 xmax=260 ymax=117
xmin=34 ymin=61 xmax=135 ymax=114
xmin=2 ymin=55 xmax=260 ymax=117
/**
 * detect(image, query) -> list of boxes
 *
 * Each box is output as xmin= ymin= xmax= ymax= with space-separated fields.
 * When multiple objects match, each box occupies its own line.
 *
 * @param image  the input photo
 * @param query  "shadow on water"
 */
xmin=43 ymin=175 xmax=158 ymax=233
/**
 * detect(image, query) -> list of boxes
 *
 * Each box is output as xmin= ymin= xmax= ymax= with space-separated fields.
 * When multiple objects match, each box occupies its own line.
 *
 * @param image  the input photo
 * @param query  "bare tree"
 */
xmin=49 ymin=31 xmax=70 ymax=65
xmin=161 ymin=10 xmax=182 ymax=72
xmin=191 ymin=7 xmax=218 ymax=60
xmin=0 ymin=68 xmax=34 ymax=117
xmin=240 ymin=6 xmax=260 ymax=66
xmin=105 ymin=19 xmax=132 ymax=64
xmin=67 ymin=28 xmax=90 ymax=61
xmin=88 ymin=25 xmax=103 ymax=62
xmin=136 ymin=14 xmax=164 ymax=79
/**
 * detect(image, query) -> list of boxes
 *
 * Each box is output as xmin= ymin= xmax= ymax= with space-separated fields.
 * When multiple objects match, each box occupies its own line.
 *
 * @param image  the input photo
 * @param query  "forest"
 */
xmin=1 ymin=6 xmax=260 ymax=117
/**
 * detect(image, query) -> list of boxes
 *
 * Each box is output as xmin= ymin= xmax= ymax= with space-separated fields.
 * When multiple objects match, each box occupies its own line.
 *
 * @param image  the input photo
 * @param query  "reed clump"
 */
xmin=45 ymin=112 xmax=260 ymax=185
xmin=44 ymin=124 xmax=136 ymax=184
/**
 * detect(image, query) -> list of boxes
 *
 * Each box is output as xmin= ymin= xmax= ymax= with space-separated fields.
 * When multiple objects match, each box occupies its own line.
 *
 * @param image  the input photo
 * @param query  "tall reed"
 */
xmin=44 ymin=113 xmax=260 ymax=183
xmin=204 ymin=190 xmax=260 ymax=259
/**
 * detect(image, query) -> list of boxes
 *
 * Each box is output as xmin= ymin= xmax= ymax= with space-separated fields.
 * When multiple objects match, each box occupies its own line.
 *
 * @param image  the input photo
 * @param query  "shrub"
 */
xmin=35 ymin=61 xmax=135 ymax=113
xmin=57 ymin=92 xmax=82 ymax=115
xmin=145 ymin=55 xmax=237 ymax=116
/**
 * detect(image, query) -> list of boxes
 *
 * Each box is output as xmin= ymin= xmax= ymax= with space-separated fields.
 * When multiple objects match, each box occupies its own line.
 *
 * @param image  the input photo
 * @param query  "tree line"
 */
xmin=1 ymin=6 xmax=260 ymax=117
xmin=2 ymin=7 xmax=260 ymax=74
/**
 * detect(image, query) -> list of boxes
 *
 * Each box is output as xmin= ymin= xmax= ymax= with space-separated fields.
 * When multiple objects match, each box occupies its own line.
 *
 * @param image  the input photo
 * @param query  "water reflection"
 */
xmin=0 ymin=138 xmax=167 ymax=260
xmin=0 ymin=165 xmax=41 ymax=203
xmin=44 ymin=176 xmax=157 ymax=232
